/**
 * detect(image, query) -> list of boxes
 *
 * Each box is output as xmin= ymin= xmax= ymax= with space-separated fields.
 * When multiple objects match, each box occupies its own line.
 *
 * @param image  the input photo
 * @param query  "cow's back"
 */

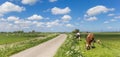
xmin=87 ymin=33 xmax=94 ymax=40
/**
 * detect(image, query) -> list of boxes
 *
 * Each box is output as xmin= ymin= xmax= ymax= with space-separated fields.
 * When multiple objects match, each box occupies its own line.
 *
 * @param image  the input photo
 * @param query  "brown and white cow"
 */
xmin=86 ymin=32 xmax=95 ymax=50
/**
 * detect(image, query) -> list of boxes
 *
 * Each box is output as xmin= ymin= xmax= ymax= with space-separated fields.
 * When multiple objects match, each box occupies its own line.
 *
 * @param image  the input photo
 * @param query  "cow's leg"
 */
xmin=86 ymin=41 xmax=91 ymax=50
xmin=86 ymin=38 xmax=92 ymax=50
xmin=91 ymin=38 xmax=95 ymax=48
xmin=79 ymin=37 xmax=81 ymax=41
xmin=86 ymin=44 xmax=90 ymax=50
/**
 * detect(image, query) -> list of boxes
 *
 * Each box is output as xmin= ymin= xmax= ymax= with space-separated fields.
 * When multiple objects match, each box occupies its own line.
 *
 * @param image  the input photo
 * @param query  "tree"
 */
xmin=72 ymin=29 xmax=80 ymax=33
xmin=32 ymin=30 xmax=35 ymax=33
xmin=13 ymin=31 xmax=24 ymax=33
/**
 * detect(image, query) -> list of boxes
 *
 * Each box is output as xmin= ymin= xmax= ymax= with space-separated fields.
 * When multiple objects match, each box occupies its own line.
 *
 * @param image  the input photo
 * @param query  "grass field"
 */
xmin=54 ymin=32 xmax=120 ymax=57
xmin=0 ymin=32 xmax=59 ymax=57
xmin=0 ymin=33 xmax=50 ymax=45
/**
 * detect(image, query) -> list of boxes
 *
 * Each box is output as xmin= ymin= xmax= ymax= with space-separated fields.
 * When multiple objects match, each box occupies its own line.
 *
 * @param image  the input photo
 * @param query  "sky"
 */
xmin=0 ymin=0 xmax=120 ymax=32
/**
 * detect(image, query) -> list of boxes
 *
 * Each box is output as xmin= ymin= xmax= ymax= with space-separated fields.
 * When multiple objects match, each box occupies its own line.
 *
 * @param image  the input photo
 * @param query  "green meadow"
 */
xmin=0 ymin=32 xmax=58 ymax=57
xmin=0 ymin=33 xmax=49 ymax=45
xmin=54 ymin=32 xmax=120 ymax=57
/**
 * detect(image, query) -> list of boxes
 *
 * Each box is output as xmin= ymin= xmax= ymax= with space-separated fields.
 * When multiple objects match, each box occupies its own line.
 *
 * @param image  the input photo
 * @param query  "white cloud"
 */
xmin=110 ymin=19 xmax=116 ymax=22
xmin=51 ymin=7 xmax=71 ymax=15
xmin=107 ymin=26 xmax=112 ymax=29
xmin=43 ymin=9 xmax=50 ymax=12
xmin=84 ymin=5 xmax=114 ymax=22
xmin=32 ymin=21 xmax=38 ymax=24
xmin=0 ymin=22 xmax=11 ymax=30
xmin=104 ymin=21 xmax=109 ymax=24
xmin=107 ymin=13 xmax=115 ymax=16
xmin=14 ymin=20 xmax=33 ymax=29
xmin=0 ymin=18 xmax=7 ymax=21
xmin=32 ymin=21 xmax=44 ymax=27
xmin=7 ymin=16 xmax=19 ymax=21
xmin=4 ymin=14 xmax=44 ymax=30
xmin=0 ymin=22 xmax=21 ymax=32
xmin=114 ymin=16 xmax=120 ymax=19
xmin=77 ymin=17 xmax=81 ymax=20
xmin=0 ymin=14 xmax=73 ymax=32
xmin=61 ymin=15 xmax=71 ymax=22
xmin=28 ymin=14 xmax=43 ymax=20
xmin=66 ymin=24 xmax=73 ymax=27
xmin=45 ymin=17 xmax=50 ymax=20
xmin=14 ymin=20 xmax=28 ymax=24
xmin=46 ymin=20 xmax=60 ymax=27
xmin=36 ymin=22 xmax=44 ymax=27
xmin=21 ymin=0 xmax=38 ymax=5
xmin=0 ymin=2 xmax=25 ymax=16
xmin=49 ymin=0 xmax=57 ymax=2
xmin=86 ymin=5 xmax=114 ymax=16
xmin=80 ymin=21 xmax=84 ymax=23
xmin=85 ymin=16 xmax=97 ymax=21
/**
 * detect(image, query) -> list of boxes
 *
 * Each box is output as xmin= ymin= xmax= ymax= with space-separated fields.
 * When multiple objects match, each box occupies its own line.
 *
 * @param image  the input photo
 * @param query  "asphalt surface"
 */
xmin=10 ymin=34 xmax=67 ymax=57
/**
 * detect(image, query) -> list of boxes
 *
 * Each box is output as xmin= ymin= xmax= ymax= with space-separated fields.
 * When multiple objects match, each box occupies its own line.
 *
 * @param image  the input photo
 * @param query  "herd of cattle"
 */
xmin=75 ymin=32 xmax=101 ymax=50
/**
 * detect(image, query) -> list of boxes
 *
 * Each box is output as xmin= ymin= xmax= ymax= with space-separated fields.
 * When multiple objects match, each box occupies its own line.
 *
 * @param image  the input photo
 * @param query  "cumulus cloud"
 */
xmin=110 ymin=19 xmax=116 ymax=22
xmin=46 ymin=20 xmax=60 ymax=28
xmin=84 ymin=5 xmax=114 ymax=21
xmin=61 ymin=15 xmax=71 ymax=22
xmin=107 ymin=26 xmax=112 ymax=29
xmin=108 ymin=13 xmax=115 ymax=16
xmin=66 ymin=24 xmax=73 ymax=27
xmin=85 ymin=16 xmax=97 ymax=21
xmin=104 ymin=21 xmax=109 ymax=24
xmin=0 ymin=14 xmax=72 ymax=32
xmin=80 ymin=21 xmax=84 ymax=23
xmin=34 ymin=22 xmax=44 ymax=27
xmin=114 ymin=16 xmax=120 ymax=19
xmin=0 ymin=2 xmax=25 ymax=16
xmin=86 ymin=5 xmax=114 ymax=16
xmin=49 ymin=0 xmax=57 ymax=2
xmin=0 ymin=22 xmax=12 ymax=31
xmin=0 ymin=21 xmax=22 ymax=32
xmin=0 ymin=18 xmax=7 ymax=21
xmin=51 ymin=7 xmax=71 ymax=15
xmin=14 ymin=20 xmax=34 ymax=29
xmin=0 ymin=14 xmax=45 ymax=32
xmin=103 ymin=19 xmax=117 ymax=24
xmin=28 ymin=14 xmax=43 ymax=20
xmin=21 ymin=0 xmax=38 ymax=5
xmin=32 ymin=21 xmax=44 ymax=27
xmin=7 ymin=16 xmax=19 ymax=21
xmin=43 ymin=9 xmax=50 ymax=13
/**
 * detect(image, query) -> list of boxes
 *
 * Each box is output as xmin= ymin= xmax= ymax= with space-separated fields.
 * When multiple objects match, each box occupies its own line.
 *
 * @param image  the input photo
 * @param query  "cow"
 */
xmin=96 ymin=39 xmax=102 ymax=44
xmin=86 ymin=32 xmax=95 ymax=50
xmin=75 ymin=32 xmax=81 ymax=41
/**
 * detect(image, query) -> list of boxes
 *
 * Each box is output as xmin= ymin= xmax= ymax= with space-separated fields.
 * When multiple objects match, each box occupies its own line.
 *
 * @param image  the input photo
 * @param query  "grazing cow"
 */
xmin=96 ymin=39 xmax=101 ymax=44
xmin=75 ymin=32 xmax=81 ymax=40
xmin=86 ymin=32 xmax=95 ymax=50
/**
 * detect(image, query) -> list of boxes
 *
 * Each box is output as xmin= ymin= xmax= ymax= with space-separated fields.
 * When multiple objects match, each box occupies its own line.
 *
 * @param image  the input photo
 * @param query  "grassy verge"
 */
xmin=54 ymin=34 xmax=83 ymax=57
xmin=0 ymin=34 xmax=59 ymax=57
xmin=54 ymin=33 xmax=120 ymax=57
xmin=0 ymin=33 xmax=50 ymax=45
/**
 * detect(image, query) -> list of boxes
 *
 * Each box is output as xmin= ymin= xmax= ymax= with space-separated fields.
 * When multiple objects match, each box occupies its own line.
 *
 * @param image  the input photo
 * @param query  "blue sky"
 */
xmin=0 ymin=0 xmax=120 ymax=32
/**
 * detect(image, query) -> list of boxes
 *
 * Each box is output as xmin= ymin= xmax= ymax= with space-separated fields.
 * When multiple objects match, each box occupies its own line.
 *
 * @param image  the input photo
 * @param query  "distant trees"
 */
xmin=32 ymin=30 xmax=35 ymax=33
xmin=13 ymin=31 xmax=24 ymax=33
xmin=72 ymin=29 xmax=80 ymax=33
xmin=0 ymin=30 xmax=37 ymax=33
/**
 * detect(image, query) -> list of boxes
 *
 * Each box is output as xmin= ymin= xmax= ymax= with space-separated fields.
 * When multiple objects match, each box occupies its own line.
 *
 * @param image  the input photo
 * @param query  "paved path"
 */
xmin=10 ymin=34 xmax=67 ymax=57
